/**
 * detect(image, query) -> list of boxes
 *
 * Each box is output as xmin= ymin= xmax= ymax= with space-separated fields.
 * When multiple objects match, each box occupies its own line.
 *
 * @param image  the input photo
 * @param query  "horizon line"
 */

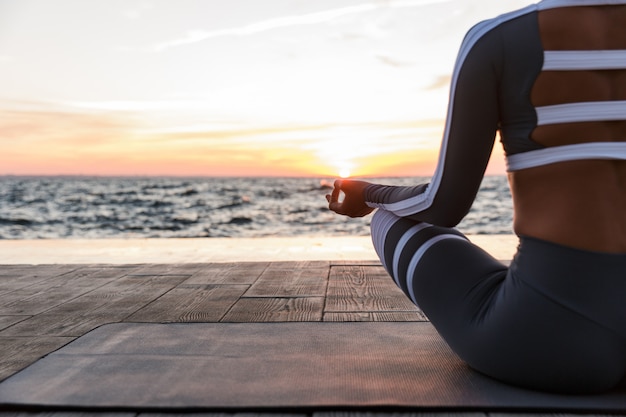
xmin=0 ymin=173 xmax=507 ymax=179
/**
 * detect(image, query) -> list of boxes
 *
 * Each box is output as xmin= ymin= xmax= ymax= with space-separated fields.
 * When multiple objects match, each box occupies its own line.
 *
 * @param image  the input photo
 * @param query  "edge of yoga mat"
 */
xmin=0 ymin=322 xmax=625 ymax=412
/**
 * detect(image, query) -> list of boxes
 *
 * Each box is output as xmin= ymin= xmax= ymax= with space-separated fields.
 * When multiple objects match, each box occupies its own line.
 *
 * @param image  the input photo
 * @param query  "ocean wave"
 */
xmin=0 ymin=176 xmax=513 ymax=239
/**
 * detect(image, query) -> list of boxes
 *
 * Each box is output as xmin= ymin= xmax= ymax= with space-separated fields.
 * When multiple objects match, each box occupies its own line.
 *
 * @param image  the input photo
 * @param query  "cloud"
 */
xmin=375 ymin=54 xmax=414 ymax=67
xmin=153 ymin=0 xmax=452 ymax=51
xmin=424 ymin=74 xmax=452 ymax=90
xmin=0 ymin=107 xmax=137 ymax=149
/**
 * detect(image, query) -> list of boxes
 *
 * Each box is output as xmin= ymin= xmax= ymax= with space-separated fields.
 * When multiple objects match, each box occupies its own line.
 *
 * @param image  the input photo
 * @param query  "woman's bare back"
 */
xmin=511 ymin=5 xmax=626 ymax=253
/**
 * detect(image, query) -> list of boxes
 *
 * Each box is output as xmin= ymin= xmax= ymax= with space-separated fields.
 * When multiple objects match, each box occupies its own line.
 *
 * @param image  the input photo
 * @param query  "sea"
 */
xmin=0 ymin=176 xmax=513 ymax=239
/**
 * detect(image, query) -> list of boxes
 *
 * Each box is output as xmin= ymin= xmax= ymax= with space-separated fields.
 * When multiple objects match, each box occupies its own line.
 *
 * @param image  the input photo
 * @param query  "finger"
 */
xmin=333 ymin=179 xmax=346 ymax=196
xmin=328 ymin=201 xmax=343 ymax=214
xmin=330 ymin=181 xmax=342 ymax=203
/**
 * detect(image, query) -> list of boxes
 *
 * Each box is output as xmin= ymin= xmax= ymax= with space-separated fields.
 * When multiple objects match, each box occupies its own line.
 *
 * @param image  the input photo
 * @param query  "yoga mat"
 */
xmin=0 ymin=322 xmax=625 ymax=411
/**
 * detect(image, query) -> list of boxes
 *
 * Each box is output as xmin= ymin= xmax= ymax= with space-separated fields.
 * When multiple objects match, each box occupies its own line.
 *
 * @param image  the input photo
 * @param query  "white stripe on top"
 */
xmin=539 ymin=0 xmax=626 ymax=9
xmin=537 ymin=101 xmax=626 ymax=125
xmin=506 ymin=142 xmax=626 ymax=171
xmin=543 ymin=50 xmax=626 ymax=71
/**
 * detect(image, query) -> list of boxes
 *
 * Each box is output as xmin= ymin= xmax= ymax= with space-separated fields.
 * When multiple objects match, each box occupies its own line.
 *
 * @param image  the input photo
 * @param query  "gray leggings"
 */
xmin=371 ymin=209 xmax=626 ymax=393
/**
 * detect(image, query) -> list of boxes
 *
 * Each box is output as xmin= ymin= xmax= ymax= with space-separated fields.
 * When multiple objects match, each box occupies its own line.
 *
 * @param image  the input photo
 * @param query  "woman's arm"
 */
xmin=360 ymin=21 xmax=504 ymax=227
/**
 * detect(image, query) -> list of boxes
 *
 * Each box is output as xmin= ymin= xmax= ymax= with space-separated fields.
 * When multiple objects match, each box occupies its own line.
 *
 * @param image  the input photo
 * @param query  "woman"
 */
xmin=327 ymin=0 xmax=626 ymax=394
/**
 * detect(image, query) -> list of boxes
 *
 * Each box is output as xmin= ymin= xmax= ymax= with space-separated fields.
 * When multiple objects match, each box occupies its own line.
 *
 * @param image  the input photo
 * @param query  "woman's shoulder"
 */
xmin=461 ymin=3 xmax=539 ymax=51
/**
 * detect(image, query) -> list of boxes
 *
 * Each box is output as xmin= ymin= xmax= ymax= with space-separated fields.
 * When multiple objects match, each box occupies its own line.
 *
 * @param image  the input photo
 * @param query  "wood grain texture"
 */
xmin=325 ymin=265 xmax=420 ymax=314
xmin=244 ymin=266 xmax=329 ymax=297
xmin=323 ymin=311 xmax=427 ymax=322
xmin=127 ymin=284 xmax=249 ymax=322
xmin=222 ymin=297 xmax=325 ymax=322
xmin=0 ymin=336 xmax=74 ymax=381
xmin=183 ymin=262 xmax=270 ymax=285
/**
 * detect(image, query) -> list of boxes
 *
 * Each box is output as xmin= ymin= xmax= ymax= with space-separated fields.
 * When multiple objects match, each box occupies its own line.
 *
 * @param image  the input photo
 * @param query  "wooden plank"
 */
xmin=0 ymin=270 xmax=120 ymax=315
xmin=0 ymin=336 xmax=74 ymax=382
xmin=489 ymin=414 xmax=598 ymax=417
xmin=66 ymin=264 xmax=146 ymax=279
xmin=53 ymin=265 xmax=135 ymax=281
xmin=0 ymin=410 xmax=137 ymax=417
xmin=0 ymin=265 xmax=79 ymax=297
xmin=0 ymin=264 xmax=79 ymax=278
xmin=53 ymin=274 xmax=191 ymax=319
xmin=265 ymin=260 xmax=330 ymax=269
xmin=330 ymin=260 xmax=382 ymax=266
xmin=324 ymin=293 xmax=419 ymax=313
xmin=0 ymin=265 xmax=128 ymax=305
xmin=0 ymin=275 xmax=191 ymax=337
xmin=183 ymin=262 xmax=270 ymax=285
xmin=323 ymin=311 xmax=427 ymax=322
xmin=126 ymin=263 xmax=207 ymax=276
xmin=0 ymin=316 xmax=29 ymax=331
xmin=126 ymin=284 xmax=249 ymax=323
xmin=48 ymin=274 xmax=191 ymax=316
xmin=138 ymin=414 xmax=233 ymax=417
xmin=244 ymin=281 xmax=328 ymax=297
xmin=0 ymin=271 xmax=186 ymax=317
xmin=325 ymin=265 xmax=419 ymax=314
xmin=222 ymin=297 xmax=324 ymax=322
xmin=244 ymin=264 xmax=329 ymax=297
xmin=0 ymin=313 xmax=124 ymax=338
xmin=138 ymin=413 xmax=308 ymax=417
xmin=259 ymin=262 xmax=330 ymax=277
xmin=315 ymin=413 xmax=488 ymax=417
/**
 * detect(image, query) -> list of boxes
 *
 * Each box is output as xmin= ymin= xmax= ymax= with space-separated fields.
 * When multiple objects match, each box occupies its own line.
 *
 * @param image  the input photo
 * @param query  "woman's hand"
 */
xmin=325 ymin=179 xmax=375 ymax=218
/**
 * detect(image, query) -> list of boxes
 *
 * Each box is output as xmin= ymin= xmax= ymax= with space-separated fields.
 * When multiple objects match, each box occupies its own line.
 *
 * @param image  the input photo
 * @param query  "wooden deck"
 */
xmin=0 ymin=261 xmax=618 ymax=417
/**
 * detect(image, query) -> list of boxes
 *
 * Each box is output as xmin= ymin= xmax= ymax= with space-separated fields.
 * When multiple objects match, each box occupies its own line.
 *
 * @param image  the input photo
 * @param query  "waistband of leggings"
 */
xmin=512 ymin=235 xmax=626 ymax=339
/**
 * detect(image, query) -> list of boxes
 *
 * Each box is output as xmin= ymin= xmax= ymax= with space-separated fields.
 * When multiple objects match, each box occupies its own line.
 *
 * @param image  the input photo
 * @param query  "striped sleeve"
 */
xmin=364 ymin=5 xmax=536 ymax=226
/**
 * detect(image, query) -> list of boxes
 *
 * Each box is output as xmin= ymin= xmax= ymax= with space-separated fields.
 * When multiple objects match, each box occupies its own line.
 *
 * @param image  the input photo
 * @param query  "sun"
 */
xmin=338 ymin=168 xmax=351 ymax=178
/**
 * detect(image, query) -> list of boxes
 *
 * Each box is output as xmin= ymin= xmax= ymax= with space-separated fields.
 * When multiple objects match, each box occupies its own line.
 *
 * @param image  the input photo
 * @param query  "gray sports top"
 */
xmin=364 ymin=0 xmax=626 ymax=225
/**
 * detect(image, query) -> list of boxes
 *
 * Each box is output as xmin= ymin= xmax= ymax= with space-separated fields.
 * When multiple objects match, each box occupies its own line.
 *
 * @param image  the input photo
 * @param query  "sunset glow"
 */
xmin=0 ymin=0 xmax=530 ymax=177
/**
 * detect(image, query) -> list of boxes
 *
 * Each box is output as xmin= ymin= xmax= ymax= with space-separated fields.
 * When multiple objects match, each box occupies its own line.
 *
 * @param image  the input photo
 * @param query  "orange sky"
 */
xmin=0 ymin=0 xmax=526 ymax=177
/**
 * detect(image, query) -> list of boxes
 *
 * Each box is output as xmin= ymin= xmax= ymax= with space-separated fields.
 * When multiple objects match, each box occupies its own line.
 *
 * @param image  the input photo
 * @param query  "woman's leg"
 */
xmin=370 ymin=209 xmax=506 ymax=312
xmin=370 ymin=209 xmax=626 ymax=393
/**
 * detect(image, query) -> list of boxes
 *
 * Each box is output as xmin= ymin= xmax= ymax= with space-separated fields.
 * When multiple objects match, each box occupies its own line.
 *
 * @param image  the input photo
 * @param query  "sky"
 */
xmin=0 ymin=0 xmax=532 ymax=178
